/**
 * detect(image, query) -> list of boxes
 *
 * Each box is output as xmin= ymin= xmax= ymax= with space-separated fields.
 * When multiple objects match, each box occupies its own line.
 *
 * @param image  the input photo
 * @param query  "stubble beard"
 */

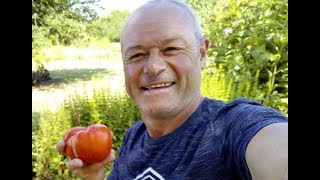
xmin=138 ymin=99 xmax=180 ymax=120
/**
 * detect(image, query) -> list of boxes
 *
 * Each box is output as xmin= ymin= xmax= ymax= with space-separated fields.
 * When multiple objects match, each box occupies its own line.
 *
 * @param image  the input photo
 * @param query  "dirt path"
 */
xmin=32 ymin=59 xmax=125 ymax=112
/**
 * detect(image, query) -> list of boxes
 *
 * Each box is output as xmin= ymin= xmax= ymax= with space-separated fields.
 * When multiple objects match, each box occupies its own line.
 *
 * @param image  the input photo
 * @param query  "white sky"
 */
xmin=96 ymin=0 xmax=150 ymax=16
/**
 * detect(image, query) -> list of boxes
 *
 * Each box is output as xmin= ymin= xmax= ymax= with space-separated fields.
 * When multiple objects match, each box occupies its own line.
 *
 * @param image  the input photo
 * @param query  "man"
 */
xmin=56 ymin=0 xmax=288 ymax=179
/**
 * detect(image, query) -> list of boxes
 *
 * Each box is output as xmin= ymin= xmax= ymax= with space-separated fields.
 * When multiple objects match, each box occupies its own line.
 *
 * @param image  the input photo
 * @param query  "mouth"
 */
xmin=142 ymin=82 xmax=175 ymax=91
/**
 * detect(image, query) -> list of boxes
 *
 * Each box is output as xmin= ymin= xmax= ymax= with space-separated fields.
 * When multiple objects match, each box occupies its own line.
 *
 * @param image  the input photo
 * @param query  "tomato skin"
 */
xmin=63 ymin=124 xmax=112 ymax=163
xmin=64 ymin=126 xmax=86 ymax=141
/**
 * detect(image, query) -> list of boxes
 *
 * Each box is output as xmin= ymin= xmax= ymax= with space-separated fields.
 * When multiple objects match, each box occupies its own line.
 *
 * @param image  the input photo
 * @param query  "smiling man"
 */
xmin=120 ymin=1 xmax=208 ymax=138
xmin=56 ymin=0 xmax=288 ymax=179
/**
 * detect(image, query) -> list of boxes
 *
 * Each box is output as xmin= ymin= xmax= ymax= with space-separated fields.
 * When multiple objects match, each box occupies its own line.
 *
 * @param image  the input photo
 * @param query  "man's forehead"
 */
xmin=120 ymin=2 xmax=195 ymax=50
xmin=124 ymin=36 xmax=188 ymax=52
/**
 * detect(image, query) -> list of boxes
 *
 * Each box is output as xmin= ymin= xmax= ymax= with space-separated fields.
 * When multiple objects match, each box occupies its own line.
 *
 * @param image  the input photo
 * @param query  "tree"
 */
xmin=32 ymin=0 xmax=102 ymax=85
xmin=87 ymin=10 xmax=130 ymax=42
xmin=32 ymin=0 xmax=101 ymax=47
xmin=187 ymin=0 xmax=288 ymax=111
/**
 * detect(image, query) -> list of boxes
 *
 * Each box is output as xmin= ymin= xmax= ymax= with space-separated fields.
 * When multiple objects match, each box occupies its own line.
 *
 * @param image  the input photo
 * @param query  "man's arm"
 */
xmin=245 ymin=122 xmax=288 ymax=180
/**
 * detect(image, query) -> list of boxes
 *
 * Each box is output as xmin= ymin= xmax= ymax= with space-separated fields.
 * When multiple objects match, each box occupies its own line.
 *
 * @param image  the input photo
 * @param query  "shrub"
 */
xmin=201 ymin=62 xmax=287 ymax=115
xmin=32 ymin=60 xmax=51 ymax=85
xmin=205 ymin=0 xmax=288 ymax=100
xmin=32 ymin=87 xmax=141 ymax=178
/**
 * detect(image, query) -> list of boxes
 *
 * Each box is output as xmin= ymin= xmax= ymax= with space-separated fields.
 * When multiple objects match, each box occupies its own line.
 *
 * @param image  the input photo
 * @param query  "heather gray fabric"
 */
xmin=108 ymin=97 xmax=288 ymax=180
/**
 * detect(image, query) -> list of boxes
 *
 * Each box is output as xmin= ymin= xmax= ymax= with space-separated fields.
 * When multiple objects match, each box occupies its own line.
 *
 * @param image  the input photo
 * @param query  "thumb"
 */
xmin=56 ymin=139 xmax=66 ymax=156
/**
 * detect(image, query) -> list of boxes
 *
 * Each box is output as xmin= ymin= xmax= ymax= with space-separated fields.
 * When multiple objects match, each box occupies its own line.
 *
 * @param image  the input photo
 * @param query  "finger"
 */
xmin=86 ymin=148 xmax=116 ymax=170
xmin=66 ymin=158 xmax=84 ymax=171
xmin=81 ymin=149 xmax=116 ymax=172
xmin=102 ymin=149 xmax=116 ymax=165
xmin=56 ymin=139 xmax=66 ymax=156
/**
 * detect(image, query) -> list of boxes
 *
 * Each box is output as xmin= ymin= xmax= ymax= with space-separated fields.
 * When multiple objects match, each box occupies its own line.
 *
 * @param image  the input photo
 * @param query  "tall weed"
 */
xmin=201 ymin=62 xmax=287 ymax=115
xmin=32 ymin=87 xmax=141 ymax=179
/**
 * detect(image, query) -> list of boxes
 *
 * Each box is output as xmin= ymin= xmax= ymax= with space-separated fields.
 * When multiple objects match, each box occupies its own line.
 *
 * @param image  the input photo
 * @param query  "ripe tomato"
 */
xmin=63 ymin=124 xmax=112 ymax=163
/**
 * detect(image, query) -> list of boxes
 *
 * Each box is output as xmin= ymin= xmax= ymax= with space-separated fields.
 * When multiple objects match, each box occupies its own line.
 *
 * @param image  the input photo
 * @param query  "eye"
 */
xmin=130 ymin=53 xmax=144 ymax=60
xmin=164 ymin=47 xmax=179 ymax=52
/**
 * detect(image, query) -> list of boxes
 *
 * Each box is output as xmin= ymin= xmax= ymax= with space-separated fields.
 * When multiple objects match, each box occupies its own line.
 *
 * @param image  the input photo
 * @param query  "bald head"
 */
xmin=120 ymin=0 xmax=203 ymax=46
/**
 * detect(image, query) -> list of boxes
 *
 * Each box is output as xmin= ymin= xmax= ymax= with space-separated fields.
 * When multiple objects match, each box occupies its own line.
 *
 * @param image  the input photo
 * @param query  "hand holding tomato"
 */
xmin=63 ymin=124 xmax=113 ymax=163
xmin=56 ymin=124 xmax=115 ymax=179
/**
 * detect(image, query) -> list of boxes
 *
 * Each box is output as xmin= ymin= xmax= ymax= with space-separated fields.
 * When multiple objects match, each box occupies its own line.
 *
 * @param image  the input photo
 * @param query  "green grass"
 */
xmin=32 ymin=42 xmax=125 ymax=112
xmin=35 ymin=42 xmax=122 ymax=63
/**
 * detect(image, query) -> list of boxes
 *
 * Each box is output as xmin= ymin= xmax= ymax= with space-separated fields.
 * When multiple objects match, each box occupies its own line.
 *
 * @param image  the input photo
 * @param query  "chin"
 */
xmin=139 ymin=101 xmax=177 ymax=117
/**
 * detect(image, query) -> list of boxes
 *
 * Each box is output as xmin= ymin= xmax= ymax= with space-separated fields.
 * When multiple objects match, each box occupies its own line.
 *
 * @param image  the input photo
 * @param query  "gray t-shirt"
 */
xmin=108 ymin=97 xmax=288 ymax=180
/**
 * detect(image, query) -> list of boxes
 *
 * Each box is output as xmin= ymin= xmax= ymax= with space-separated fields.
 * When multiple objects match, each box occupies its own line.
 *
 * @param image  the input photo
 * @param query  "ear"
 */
xmin=199 ymin=36 xmax=209 ymax=69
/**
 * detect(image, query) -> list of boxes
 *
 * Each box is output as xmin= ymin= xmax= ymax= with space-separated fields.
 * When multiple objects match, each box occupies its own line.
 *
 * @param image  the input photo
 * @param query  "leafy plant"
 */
xmin=189 ymin=0 xmax=287 ymax=114
xmin=201 ymin=62 xmax=287 ymax=115
xmin=32 ymin=86 xmax=141 ymax=179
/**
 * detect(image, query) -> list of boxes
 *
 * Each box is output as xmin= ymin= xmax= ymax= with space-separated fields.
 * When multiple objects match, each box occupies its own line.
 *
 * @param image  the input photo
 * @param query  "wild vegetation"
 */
xmin=32 ymin=0 xmax=129 ymax=85
xmin=32 ymin=0 xmax=287 ymax=178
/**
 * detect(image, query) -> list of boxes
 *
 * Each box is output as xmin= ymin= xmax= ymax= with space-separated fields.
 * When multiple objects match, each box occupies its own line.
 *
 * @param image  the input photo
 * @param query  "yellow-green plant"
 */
xmin=201 ymin=63 xmax=287 ymax=115
xmin=32 ymin=86 xmax=141 ymax=179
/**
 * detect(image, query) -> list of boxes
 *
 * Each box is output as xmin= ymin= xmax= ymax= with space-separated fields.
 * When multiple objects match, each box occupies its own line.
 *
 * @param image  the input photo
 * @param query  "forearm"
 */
xmin=246 ymin=123 xmax=288 ymax=180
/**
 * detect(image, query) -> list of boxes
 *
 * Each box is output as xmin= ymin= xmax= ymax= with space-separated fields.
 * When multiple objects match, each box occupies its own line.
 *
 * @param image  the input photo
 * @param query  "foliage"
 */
xmin=188 ymin=0 xmax=288 ymax=113
xmin=32 ymin=25 xmax=52 ymax=62
xmin=32 ymin=4 xmax=129 ymax=64
xmin=209 ymin=0 xmax=287 ymax=95
xmin=34 ymin=42 xmax=121 ymax=63
xmin=185 ymin=0 xmax=218 ymax=36
xmin=201 ymin=62 xmax=288 ymax=115
xmin=32 ymin=109 xmax=73 ymax=179
xmin=32 ymin=60 xmax=51 ymax=85
xmin=32 ymin=0 xmax=101 ymax=65
xmin=32 ymin=87 xmax=141 ymax=178
xmin=87 ymin=10 xmax=130 ymax=42
xmin=32 ymin=0 xmax=100 ymax=27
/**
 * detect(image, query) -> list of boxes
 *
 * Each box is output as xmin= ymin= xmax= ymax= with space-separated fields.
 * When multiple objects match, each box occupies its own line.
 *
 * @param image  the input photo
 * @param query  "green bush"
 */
xmin=32 ymin=109 xmax=73 ymax=179
xmin=188 ymin=0 xmax=288 ymax=115
xmin=201 ymin=62 xmax=287 ymax=115
xmin=32 ymin=87 xmax=141 ymax=179
xmin=205 ymin=0 xmax=288 ymax=100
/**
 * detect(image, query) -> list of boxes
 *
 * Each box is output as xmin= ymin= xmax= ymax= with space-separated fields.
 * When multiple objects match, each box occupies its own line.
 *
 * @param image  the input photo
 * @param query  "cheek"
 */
xmin=171 ymin=55 xmax=202 ymax=87
xmin=171 ymin=54 xmax=199 ymax=75
xmin=125 ymin=64 xmax=137 ymax=80
xmin=124 ymin=64 xmax=143 ymax=89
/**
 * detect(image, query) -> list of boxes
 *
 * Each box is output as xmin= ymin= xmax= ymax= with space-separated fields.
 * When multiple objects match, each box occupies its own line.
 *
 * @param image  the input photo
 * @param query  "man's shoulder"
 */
xmin=202 ymin=96 xmax=262 ymax=116
xmin=204 ymin=96 xmax=287 ymax=123
xmin=214 ymin=97 xmax=275 ymax=115
xmin=223 ymin=97 xmax=263 ymax=109
xmin=227 ymin=97 xmax=286 ymax=118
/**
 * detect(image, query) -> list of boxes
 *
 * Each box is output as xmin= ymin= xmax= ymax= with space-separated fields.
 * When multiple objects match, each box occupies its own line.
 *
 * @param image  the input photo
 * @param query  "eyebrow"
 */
xmin=162 ymin=36 xmax=187 ymax=46
xmin=124 ymin=36 xmax=187 ymax=55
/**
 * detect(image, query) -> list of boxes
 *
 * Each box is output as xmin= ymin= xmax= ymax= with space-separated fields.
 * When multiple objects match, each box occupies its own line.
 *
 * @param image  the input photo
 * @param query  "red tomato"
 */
xmin=63 ymin=124 xmax=112 ymax=163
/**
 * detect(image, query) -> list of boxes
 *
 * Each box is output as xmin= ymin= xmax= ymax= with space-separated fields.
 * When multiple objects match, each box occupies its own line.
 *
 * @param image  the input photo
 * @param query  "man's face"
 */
xmin=121 ymin=4 xmax=206 ymax=118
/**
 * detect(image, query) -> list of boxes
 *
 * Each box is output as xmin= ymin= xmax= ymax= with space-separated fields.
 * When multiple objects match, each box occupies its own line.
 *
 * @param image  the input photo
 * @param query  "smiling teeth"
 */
xmin=146 ymin=83 xmax=173 ymax=89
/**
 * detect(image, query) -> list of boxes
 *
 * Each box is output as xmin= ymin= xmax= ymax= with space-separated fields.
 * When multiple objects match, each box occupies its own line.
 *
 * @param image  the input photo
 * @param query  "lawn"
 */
xmin=32 ymin=58 xmax=125 ymax=112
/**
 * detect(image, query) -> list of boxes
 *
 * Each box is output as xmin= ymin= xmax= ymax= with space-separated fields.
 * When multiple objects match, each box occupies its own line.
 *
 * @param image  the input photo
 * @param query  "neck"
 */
xmin=143 ymin=95 xmax=205 ymax=138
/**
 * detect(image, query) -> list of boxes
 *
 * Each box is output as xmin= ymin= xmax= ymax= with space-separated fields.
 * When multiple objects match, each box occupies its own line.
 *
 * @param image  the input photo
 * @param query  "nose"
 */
xmin=143 ymin=50 xmax=167 ymax=77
